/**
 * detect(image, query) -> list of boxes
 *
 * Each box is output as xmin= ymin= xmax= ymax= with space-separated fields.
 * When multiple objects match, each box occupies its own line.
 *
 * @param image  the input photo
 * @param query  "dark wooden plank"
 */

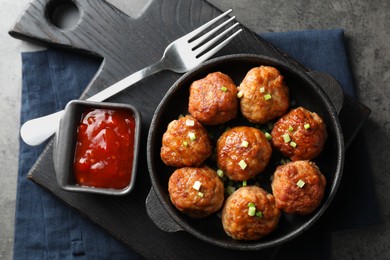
xmin=10 ymin=1 xmax=287 ymax=258
xmin=9 ymin=0 xmax=369 ymax=259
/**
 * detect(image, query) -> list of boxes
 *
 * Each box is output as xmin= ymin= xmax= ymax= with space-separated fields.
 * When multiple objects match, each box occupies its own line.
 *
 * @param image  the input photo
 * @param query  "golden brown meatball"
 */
xmin=160 ymin=115 xmax=212 ymax=167
xmin=168 ymin=166 xmax=224 ymax=218
xmin=188 ymin=72 xmax=238 ymax=125
xmin=238 ymin=66 xmax=289 ymax=124
xmin=271 ymin=160 xmax=326 ymax=215
xmin=271 ymin=107 xmax=327 ymax=161
xmin=222 ymin=186 xmax=280 ymax=240
xmin=216 ymin=126 xmax=272 ymax=181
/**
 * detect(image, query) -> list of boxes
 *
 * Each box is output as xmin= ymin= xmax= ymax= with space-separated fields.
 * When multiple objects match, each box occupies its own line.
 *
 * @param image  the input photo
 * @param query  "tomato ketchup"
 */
xmin=74 ymin=108 xmax=135 ymax=189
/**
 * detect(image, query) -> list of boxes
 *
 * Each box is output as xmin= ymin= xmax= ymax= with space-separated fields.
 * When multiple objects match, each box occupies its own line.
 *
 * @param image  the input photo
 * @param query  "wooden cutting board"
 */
xmin=9 ymin=0 xmax=370 ymax=259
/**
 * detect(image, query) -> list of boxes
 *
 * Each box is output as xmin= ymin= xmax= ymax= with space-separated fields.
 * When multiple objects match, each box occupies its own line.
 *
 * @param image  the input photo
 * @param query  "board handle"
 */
xmin=9 ymin=0 xmax=136 ymax=58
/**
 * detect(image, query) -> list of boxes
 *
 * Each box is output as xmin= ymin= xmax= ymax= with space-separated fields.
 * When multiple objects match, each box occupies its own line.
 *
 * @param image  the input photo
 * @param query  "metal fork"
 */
xmin=20 ymin=9 xmax=242 ymax=146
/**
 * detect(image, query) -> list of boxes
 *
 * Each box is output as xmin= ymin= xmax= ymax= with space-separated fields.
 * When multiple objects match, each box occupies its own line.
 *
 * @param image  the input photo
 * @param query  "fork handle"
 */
xmin=20 ymin=60 xmax=165 ymax=146
xmin=87 ymin=60 xmax=165 ymax=102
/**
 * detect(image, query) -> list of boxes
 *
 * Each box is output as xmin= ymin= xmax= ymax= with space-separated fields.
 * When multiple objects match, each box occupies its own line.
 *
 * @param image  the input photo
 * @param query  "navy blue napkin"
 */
xmin=261 ymin=29 xmax=356 ymax=97
xmin=14 ymin=29 xmax=380 ymax=259
xmin=15 ymin=50 xmax=140 ymax=259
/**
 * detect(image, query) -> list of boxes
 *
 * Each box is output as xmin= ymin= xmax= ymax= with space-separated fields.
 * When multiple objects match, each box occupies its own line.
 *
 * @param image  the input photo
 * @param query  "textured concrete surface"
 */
xmin=1 ymin=0 xmax=389 ymax=259
xmin=0 ymin=1 xmax=44 ymax=260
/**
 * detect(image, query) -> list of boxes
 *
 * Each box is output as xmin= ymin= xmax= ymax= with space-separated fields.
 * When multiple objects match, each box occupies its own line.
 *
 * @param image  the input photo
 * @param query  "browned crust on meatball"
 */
xmin=160 ymin=115 xmax=212 ymax=167
xmin=222 ymin=186 xmax=280 ymax=240
xmin=188 ymin=72 xmax=238 ymax=125
xmin=271 ymin=107 xmax=328 ymax=161
xmin=216 ymin=126 xmax=272 ymax=181
xmin=168 ymin=166 xmax=224 ymax=218
xmin=238 ymin=66 xmax=289 ymax=124
xmin=271 ymin=160 xmax=326 ymax=215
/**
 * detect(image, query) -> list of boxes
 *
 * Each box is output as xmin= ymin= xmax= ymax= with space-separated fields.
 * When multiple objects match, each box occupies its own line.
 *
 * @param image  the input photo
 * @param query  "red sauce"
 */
xmin=74 ymin=108 xmax=135 ymax=189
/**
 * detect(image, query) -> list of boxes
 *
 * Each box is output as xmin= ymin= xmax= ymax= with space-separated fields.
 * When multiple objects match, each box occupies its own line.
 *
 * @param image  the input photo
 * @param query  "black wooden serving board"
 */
xmin=9 ymin=0 xmax=370 ymax=259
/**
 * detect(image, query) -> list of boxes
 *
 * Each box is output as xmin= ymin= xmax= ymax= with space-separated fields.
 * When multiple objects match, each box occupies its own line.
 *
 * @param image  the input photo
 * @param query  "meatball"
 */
xmin=188 ymin=72 xmax=238 ymax=125
xmin=216 ymin=126 xmax=272 ymax=181
xmin=222 ymin=186 xmax=280 ymax=240
xmin=238 ymin=66 xmax=289 ymax=124
xmin=160 ymin=115 xmax=212 ymax=167
xmin=271 ymin=107 xmax=327 ymax=161
xmin=271 ymin=160 xmax=326 ymax=215
xmin=168 ymin=166 xmax=224 ymax=218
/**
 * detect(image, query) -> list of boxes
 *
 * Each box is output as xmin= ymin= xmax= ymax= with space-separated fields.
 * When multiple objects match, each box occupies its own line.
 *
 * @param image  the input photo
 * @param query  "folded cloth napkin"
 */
xmin=14 ymin=29 xmax=380 ymax=259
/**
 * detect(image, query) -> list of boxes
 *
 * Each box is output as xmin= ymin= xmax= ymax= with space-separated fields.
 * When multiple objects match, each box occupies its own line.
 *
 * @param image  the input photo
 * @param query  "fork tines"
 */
xmin=187 ymin=9 xmax=242 ymax=59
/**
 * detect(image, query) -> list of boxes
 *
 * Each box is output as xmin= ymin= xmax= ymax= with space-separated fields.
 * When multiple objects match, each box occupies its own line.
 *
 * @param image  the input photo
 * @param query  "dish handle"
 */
xmin=146 ymin=188 xmax=184 ymax=233
xmin=308 ymin=71 xmax=372 ymax=148
xmin=307 ymin=71 xmax=344 ymax=114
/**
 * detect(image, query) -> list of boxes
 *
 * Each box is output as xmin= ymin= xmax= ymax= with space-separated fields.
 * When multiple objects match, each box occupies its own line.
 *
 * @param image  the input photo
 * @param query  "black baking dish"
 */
xmin=146 ymin=54 xmax=345 ymax=250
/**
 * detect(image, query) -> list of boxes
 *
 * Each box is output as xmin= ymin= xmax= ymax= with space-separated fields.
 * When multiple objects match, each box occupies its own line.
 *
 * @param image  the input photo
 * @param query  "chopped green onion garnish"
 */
xmin=193 ymin=180 xmax=202 ymax=191
xmin=259 ymin=87 xmax=265 ymax=93
xmin=227 ymin=186 xmax=236 ymax=195
xmin=182 ymin=141 xmax=188 ymax=147
xmin=290 ymin=141 xmax=297 ymax=148
xmin=241 ymin=140 xmax=249 ymax=147
xmin=248 ymin=206 xmax=256 ymax=216
xmin=288 ymin=126 xmax=294 ymax=132
xmin=282 ymin=133 xmax=291 ymax=142
xmin=185 ymin=119 xmax=195 ymax=126
xmin=198 ymin=191 xmax=204 ymax=197
xmin=296 ymin=179 xmax=305 ymax=188
xmin=237 ymin=90 xmax=244 ymax=98
xmin=238 ymin=160 xmax=247 ymax=170
xmin=265 ymin=132 xmax=272 ymax=140
xmin=256 ymin=211 xmax=263 ymax=218
xmin=247 ymin=202 xmax=255 ymax=208
xmin=264 ymin=94 xmax=272 ymax=100
xmin=221 ymin=86 xmax=228 ymax=92
xmin=304 ymin=123 xmax=311 ymax=129
xmin=242 ymin=180 xmax=247 ymax=187
xmin=188 ymin=132 xmax=196 ymax=141
xmin=217 ymin=169 xmax=224 ymax=178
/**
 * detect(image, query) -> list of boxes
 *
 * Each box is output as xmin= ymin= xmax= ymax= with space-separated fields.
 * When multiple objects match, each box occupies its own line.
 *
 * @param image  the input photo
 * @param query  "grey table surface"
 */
xmin=1 ymin=0 xmax=389 ymax=259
